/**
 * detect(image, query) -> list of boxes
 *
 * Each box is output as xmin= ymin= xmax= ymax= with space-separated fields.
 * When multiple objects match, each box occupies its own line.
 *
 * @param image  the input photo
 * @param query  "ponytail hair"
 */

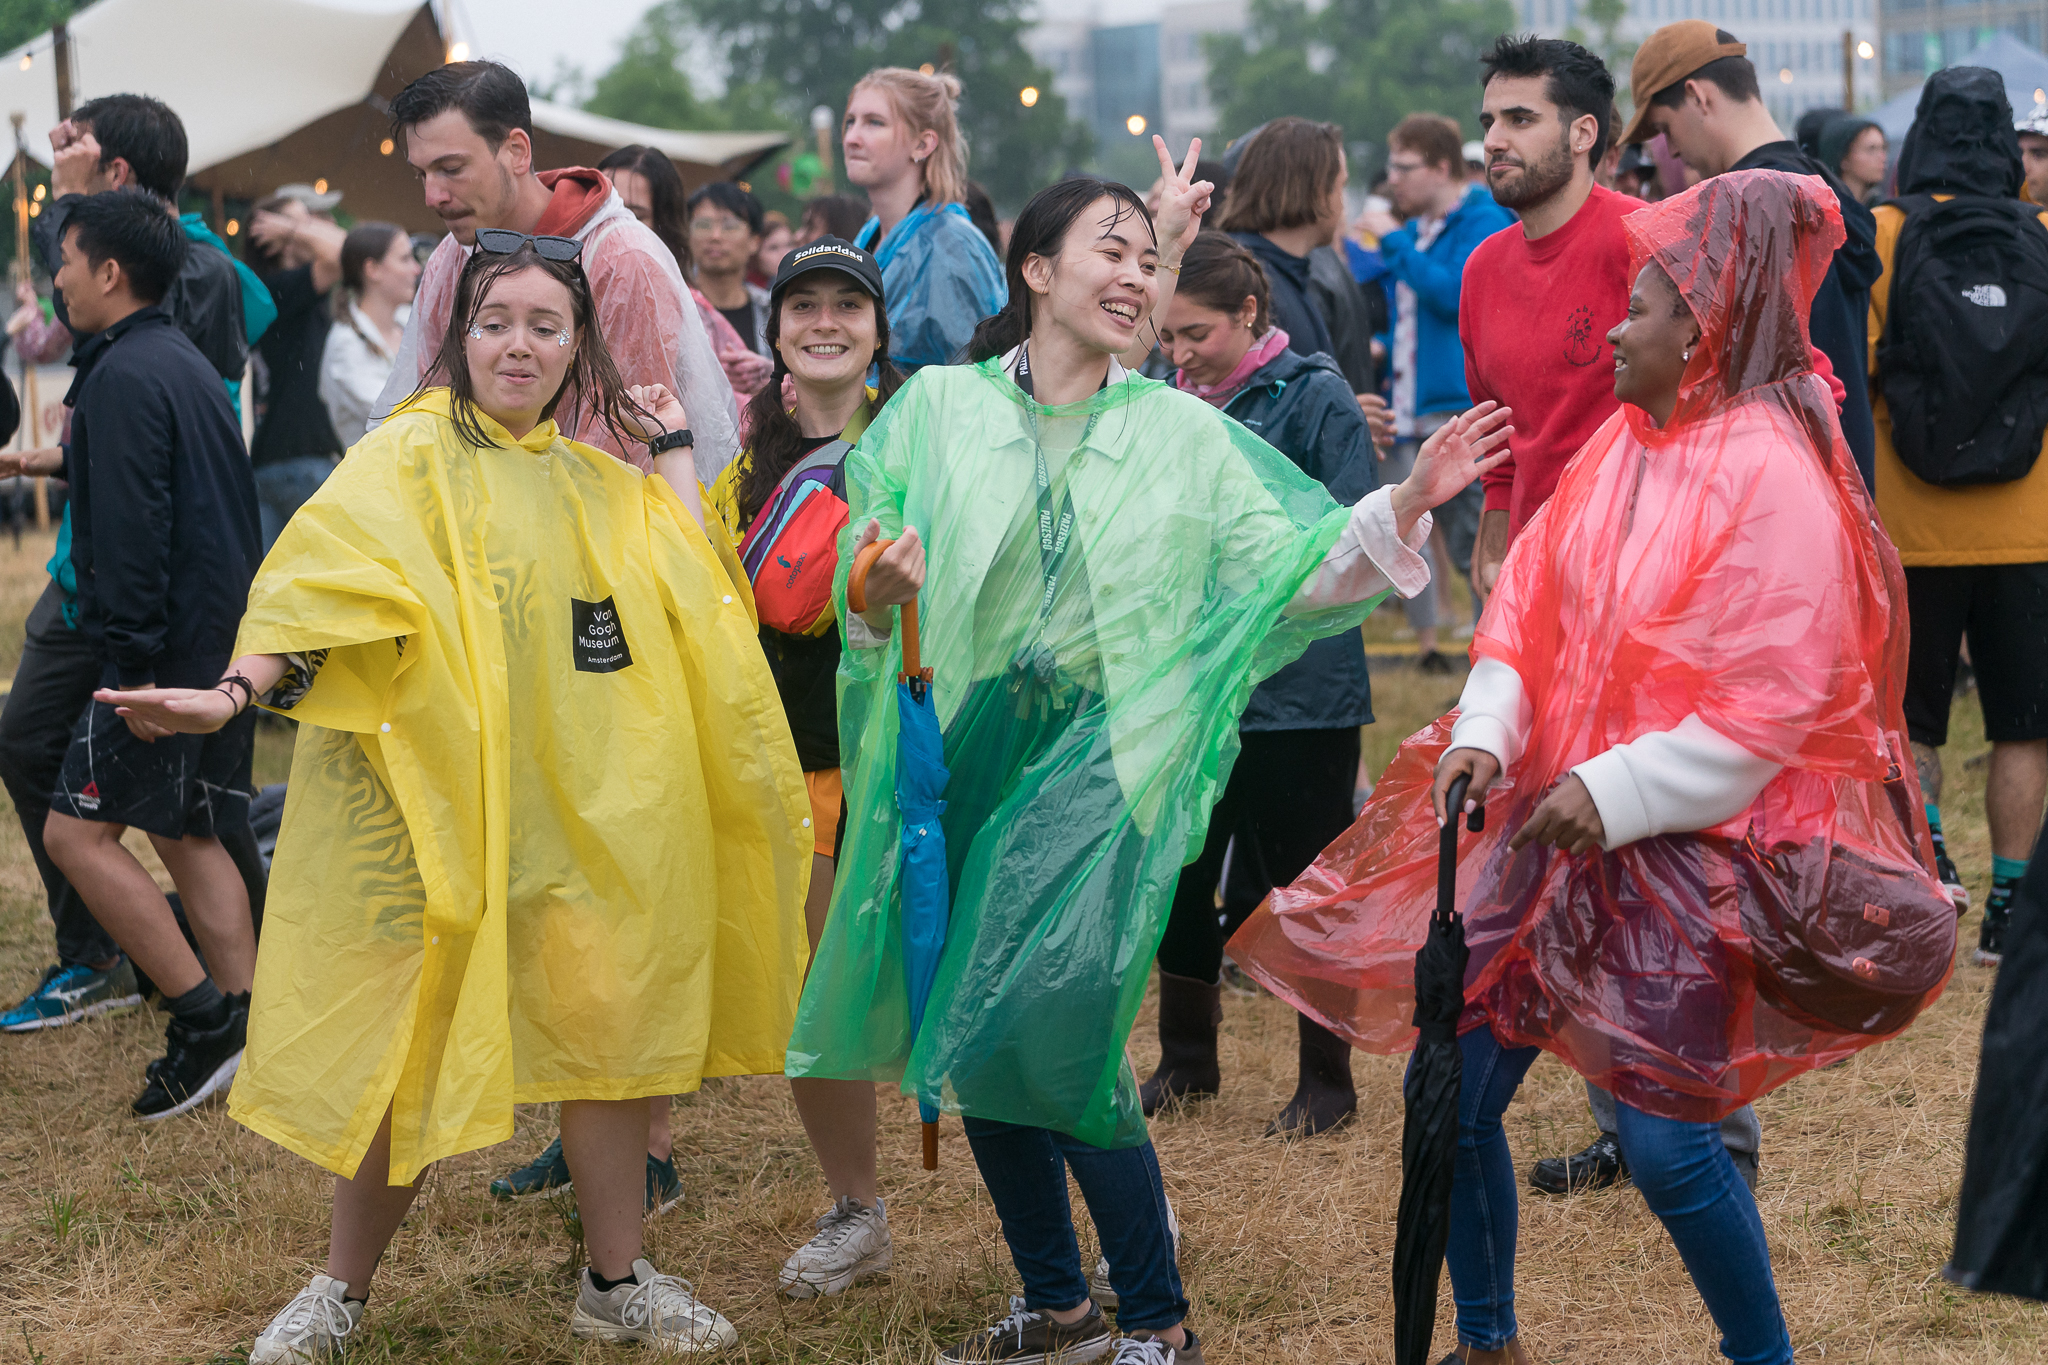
xmin=1174 ymin=231 xmax=1271 ymax=333
xmin=737 ymin=278 xmax=907 ymax=528
xmin=854 ymin=67 xmax=971 ymax=207
xmin=967 ymin=177 xmax=1155 ymax=363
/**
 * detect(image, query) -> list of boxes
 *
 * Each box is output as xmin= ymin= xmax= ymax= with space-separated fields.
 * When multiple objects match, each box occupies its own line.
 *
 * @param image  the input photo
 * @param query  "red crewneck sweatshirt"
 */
xmin=1461 ymin=183 xmax=1637 ymax=539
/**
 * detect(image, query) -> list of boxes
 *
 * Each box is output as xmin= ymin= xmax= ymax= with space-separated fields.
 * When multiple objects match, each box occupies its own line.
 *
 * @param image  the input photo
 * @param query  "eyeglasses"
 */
xmin=1385 ymin=159 xmax=1431 ymax=176
xmin=689 ymin=215 xmax=752 ymax=236
xmin=475 ymin=228 xmax=582 ymax=262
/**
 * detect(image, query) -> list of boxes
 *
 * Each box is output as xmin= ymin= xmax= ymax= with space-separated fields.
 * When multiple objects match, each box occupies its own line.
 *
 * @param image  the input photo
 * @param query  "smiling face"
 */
xmin=776 ymin=273 xmax=880 ymax=391
xmin=1023 ymin=194 xmax=1160 ymax=357
xmin=1607 ymin=261 xmax=1699 ymax=423
xmin=405 ymin=109 xmax=528 ymax=245
xmin=841 ymin=85 xmax=935 ymax=192
xmin=1480 ymin=73 xmax=1587 ymax=212
xmin=461 ymin=264 xmax=577 ymax=437
xmin=1157 ymin=292 xmax=1259 ymax=389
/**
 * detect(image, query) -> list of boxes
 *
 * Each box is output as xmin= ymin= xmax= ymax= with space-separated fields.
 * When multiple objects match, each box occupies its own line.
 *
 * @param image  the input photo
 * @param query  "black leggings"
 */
xmin=1155 ymin=726 xmax=1359 ymax=983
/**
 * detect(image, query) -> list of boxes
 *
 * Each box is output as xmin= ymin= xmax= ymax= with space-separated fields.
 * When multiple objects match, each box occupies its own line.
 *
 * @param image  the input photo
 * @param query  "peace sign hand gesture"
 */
xmin=1149 ymin=135 xmax=1214 ymax=262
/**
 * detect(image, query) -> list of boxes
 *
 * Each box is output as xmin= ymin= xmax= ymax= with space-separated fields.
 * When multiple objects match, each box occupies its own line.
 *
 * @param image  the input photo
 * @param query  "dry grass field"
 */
xmin=0 ymin=529 xmax=2038 ymax=1363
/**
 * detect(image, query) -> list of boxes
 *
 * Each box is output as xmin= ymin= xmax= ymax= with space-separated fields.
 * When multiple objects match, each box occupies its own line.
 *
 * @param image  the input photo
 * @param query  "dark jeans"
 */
xmin=1157 ymin=726 xmax=1360 ymax=983
xmin=0 ymin=581 xmax=268 ymax=972
xmin=1440 ymin=1026 xmax=1792 ymax=1364
xmin=963 ymin=1116 xmax=1187 ymax=1331
xmin=0 ymin=583 xmax=116 ymax=967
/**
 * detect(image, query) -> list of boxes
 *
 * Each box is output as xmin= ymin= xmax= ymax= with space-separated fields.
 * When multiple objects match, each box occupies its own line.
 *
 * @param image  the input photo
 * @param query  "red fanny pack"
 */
xmin=737 ymin=439 xmax=853 ymax=635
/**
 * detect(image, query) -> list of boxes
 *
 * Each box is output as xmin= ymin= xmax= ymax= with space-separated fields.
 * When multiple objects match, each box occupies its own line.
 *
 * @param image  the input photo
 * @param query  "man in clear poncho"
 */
xmin=367 ymin=61 xmax=740 ymax=483
xmin=1233 ymin=170 xmax=1955 ymax=1365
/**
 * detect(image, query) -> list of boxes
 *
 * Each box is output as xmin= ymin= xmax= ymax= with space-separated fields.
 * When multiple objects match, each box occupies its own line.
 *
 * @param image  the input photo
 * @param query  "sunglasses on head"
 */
xmin=475 ymin=228 xmax=582 ymax=262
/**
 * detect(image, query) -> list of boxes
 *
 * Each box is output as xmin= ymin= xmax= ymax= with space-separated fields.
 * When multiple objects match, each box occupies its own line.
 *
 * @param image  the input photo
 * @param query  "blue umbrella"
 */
xmin=851 ymin=541 xmax=952 ymax=1169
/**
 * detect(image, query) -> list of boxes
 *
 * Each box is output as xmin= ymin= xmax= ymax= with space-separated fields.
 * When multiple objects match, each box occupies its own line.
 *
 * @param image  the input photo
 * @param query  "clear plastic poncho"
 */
xmin=227 ymin=392 xmax=810 ymax=1183
xmin=1231 ymin=172 xmax=1956 ymax=1123
xmin=856 ymin=203 xmax=1008 ymax=372
xmin=371 ymin=191 xmax=741 ymax=485
xmin=785 ymin=357 xmax=1389 ymax=1147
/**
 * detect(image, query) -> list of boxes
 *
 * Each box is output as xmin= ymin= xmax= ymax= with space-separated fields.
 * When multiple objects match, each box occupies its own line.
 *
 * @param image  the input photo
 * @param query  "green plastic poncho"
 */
xmin=785 ymin=356 xmax=1392 ymax=1147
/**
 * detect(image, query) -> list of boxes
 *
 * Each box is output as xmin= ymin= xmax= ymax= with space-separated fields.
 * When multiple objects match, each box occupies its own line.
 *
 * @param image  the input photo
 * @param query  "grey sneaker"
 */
xmin=1112 ymin=1330 xmax=1205 ymax=1365
xmin=1087 ymin=1256 xmax=1116 ymax=1310
xmin=249 ymin=1274 xmax=362 ymax=1363
xmin=780 ymin=1195 xmax=891 ymax=1298
xmin=937 ymin=1297 xmax=1113 ymax=1363
xmin=569 ymin=1258 xmax=736 ymax=1353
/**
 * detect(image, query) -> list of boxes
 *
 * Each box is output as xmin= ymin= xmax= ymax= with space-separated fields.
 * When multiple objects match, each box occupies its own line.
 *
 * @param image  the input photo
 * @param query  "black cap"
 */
xmin=769 ymin=236 xmax=885 ymax=307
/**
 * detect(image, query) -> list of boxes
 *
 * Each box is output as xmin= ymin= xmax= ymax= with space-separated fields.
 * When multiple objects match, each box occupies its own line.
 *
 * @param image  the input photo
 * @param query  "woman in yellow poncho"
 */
xmin=103 ymin=235 xmax=811 ymax=1358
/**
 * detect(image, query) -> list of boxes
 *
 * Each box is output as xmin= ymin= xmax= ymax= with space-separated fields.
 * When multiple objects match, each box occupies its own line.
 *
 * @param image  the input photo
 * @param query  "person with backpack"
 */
xmin=1868 ymin=66 xmax=2048 ymax=965
xmin=700 ymin=238 xmax=908 ymax=1300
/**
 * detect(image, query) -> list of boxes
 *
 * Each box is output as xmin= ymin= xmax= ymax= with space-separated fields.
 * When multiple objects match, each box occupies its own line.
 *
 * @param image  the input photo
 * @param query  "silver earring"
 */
xmin=468 ymin=326 xmax=484 ymax=340
xmin=1683 ymin=346 xmax=1694 ymax=361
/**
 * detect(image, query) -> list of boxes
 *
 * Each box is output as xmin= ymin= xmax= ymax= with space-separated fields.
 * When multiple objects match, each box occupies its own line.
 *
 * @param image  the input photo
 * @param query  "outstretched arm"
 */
xmin=97 ymin=654 xmax=289 ymax=741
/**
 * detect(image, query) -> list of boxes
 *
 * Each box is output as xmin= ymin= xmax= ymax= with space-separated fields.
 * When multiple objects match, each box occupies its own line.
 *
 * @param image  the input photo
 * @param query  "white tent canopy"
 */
xmin=0 ymin=0 xmax=786 ymax=229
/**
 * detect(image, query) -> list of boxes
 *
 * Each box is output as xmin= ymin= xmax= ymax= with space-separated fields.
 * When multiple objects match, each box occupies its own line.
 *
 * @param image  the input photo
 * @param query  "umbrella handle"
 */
xmin=922 ymin=1120 xmax=939 ymax=1170
xmin=848 ymin=538 xmax=924 ymax=681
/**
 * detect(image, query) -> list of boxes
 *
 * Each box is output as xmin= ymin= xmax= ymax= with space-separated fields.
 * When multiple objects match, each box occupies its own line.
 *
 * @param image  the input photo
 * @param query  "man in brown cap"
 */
xmin=1624 ymin=19 xmax=1880 ymax=491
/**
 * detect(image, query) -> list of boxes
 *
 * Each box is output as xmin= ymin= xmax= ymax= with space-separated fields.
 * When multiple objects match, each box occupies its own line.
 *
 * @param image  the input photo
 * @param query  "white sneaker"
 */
xmin=249 ymin=1274 xmax=362 ymax=1363
xmin=569 ymin=1258 xmax=736 ymax=1353
xmin=779 ymin=1195 xmax=892 ymax=1298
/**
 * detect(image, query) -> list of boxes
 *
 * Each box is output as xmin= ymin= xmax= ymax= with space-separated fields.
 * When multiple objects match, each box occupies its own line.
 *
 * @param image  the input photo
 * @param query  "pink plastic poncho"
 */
xmin=1231 ymin=171 xmax=1955 ymax=1122
xmin=370 ymin=172 xmax=741 ymax=485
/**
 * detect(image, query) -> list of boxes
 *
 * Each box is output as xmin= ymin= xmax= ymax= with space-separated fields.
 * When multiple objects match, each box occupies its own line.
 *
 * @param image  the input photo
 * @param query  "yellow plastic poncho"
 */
xmin=227 ymin=391 xmax=811 ymax=1184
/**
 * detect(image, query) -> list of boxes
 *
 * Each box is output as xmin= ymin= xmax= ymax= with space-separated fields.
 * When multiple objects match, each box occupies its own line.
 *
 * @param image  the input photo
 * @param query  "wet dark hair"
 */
xmin=967 ymin=177 xmax=1156 ymax=363
xmin=63 ymin=188 xmax=188 ymax=305
xmin=800 ymin=194 xmax=870 ymax=244
xmin=962 ymin=181 xmax=1002 ymax=256
xmin=736 ymin=273 xmax=906 ymax=527
xmin=1649 ymin=49 xmax=1762 ymax=111
xmin=1480 ymin=34 xmax=1616 ymax=170
xmin=390 ymin=60 xmax=532 ymax=149
xmin=72 ymin=94 xmax=189 ymax=202
xmin=1172 ymin=231 xmax=1269 ymax=333
xmin=597 ymin=145 xmax=693 ymax=276
xmin=415 ymin=243 xmax=646 ymax=451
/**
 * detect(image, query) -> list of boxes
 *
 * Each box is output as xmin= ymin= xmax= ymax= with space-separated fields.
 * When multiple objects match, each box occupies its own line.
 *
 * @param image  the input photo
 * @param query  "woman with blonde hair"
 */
xmin=842 ymin=66 xmax=1007 ymax=370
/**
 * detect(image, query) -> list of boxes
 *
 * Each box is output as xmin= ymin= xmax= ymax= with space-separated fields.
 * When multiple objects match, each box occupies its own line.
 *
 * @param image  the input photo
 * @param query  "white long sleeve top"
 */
xmin=1447 ymin=656 xmax=1782 ymax=850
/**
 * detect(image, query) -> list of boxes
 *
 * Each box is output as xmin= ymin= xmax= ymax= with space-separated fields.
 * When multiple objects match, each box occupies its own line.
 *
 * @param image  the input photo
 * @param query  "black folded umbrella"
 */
xmin=1393 ymin=772 xmax=1483 ymax=1365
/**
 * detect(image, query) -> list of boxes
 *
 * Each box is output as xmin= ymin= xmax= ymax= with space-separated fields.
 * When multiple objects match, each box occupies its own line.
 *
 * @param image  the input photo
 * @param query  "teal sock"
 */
xmin=1988 ymin=855 xmax=2027 ymax=920
xmin=1925 ymin=805 xmax=1953 ymax=865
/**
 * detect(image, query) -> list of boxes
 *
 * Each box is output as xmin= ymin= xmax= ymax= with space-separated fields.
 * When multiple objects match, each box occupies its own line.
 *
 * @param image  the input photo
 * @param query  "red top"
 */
xmin=1460 ymin=184 xmax=1636 ymax=538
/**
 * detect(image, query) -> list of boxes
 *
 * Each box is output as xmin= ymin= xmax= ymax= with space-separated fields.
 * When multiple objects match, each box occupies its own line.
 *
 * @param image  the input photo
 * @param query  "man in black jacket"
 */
xmin=40 ymin=191 xmax=263 ymax=1121
xmin=1625 ymin=22 xmax=1881 ymax=489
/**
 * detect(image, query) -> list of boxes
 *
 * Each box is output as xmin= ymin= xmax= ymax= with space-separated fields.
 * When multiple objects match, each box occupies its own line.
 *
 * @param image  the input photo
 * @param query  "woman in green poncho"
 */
xmin=787 ymin=158 xmax=1512 ymax=1362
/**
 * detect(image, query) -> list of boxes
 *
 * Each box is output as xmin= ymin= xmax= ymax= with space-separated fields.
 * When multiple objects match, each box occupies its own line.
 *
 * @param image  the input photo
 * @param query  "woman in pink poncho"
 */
xmin=1232 ymin=170 xmax=1955 ymax=1364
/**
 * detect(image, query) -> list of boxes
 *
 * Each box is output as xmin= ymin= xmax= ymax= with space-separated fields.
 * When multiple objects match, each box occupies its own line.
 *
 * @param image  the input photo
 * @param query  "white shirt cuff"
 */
xmin=1287 ymin=486 xmax=1434 ymax=612
xmin=844 ymin=611 xmax=892 ymax=650
xmin=1447 ymin=656 xmax=1528 ymax=769
xmin=1570 ymin=715 xmax=1782 ymax=851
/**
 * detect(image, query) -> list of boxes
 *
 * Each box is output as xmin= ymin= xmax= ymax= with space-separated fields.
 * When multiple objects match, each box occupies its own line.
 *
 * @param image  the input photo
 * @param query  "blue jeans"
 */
xmin=963 ymin=1117 xmax=1187 ymax=1331
xmin=254 ymin=455 xmax=338 ymax=550
xmin=1437 ymin=1027 xmax=1793 ymax=1364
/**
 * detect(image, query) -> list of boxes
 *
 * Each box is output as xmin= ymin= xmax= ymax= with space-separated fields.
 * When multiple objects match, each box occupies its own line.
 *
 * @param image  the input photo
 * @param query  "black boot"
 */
xmin=1265 ymin=1012 xmax=1357 ymax=1137
xmin=1140 ymin=971 xmax=1223 ymax=1115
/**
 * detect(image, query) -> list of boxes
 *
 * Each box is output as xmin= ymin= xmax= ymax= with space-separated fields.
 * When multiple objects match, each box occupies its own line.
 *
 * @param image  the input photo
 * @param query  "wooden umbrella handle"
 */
xmin=922 ymin=1120 xmax=939 ymax=1170
xmin=846 ymin=538 xmax=921 ymax=679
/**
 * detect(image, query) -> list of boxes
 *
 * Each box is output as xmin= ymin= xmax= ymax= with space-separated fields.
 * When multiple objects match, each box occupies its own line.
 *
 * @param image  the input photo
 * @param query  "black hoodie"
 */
xmin=1895 ymin=66 xmax=2026 ymax=198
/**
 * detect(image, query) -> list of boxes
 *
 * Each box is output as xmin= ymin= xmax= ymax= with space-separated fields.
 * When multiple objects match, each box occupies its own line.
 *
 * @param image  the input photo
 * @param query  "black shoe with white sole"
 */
xmin=133 ymin=995 xmax=247 ymax=1120
xmin=938 ymin=1298 xmax=1113 ymax=1363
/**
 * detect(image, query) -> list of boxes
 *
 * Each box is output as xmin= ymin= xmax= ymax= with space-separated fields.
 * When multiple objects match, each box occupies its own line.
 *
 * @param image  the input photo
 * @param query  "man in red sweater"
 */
xmin=1463 ymin=36 xmax=1636 ymax=596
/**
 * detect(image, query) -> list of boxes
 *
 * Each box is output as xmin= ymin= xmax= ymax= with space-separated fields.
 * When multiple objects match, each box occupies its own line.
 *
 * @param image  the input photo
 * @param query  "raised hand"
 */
xmin=1389 ymin=402 xmax=1514 ymax=538
xmin=1148 ymin=135 xmax=1215 ymax=260
xmin=624 ymin=383 xmax=689 ymax=439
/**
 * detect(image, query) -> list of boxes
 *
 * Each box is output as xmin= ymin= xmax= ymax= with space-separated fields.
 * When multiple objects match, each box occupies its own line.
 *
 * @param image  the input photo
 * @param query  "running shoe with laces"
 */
xmin=647 ymin=1151 xmax=684 ymax=1215
xmin=1 ymin=959 xmax=142 ymax=1032
xmin=1977 ymin=904 xmax=2008 ymax=966
xmin=490 ymin=1136 xmax=572 ymax=1200
xmin=132 ymin=994 xmax=247 ymax=1120
xmin=1935 ymin=848 xmax=1969 ymax=911
xmin=937 ymin=1297 xmax=1113 ymax=1363
xmin=569 ymin=1257 xmax=737 ymax=1352
xmin=780 ymin=1195 xmax=891 ymax=1298
xmin=249 ymin=1274 xmax=362 ymax=1363
xmin=1111 ymin=1329 xmax=1205 ymax=1364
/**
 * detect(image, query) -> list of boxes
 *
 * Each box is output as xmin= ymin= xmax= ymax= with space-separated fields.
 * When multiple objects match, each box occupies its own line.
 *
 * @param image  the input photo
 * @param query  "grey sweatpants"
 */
xmin=1587 ymin=1081 xmax=1761 ymax=1156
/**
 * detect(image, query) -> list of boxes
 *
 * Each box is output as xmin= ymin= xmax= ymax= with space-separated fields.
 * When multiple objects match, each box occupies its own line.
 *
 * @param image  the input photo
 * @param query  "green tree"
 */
xmin=662 ymin=0 xmax=1092 ymax=209
xmin=1204 ymin=0 xmax=1517 ymax=164
xmin=0 ymin=0 xmax=78 ymax=56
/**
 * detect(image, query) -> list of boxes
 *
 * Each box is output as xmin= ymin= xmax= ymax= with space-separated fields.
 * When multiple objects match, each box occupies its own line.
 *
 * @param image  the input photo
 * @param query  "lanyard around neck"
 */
xmin=1013 ymin=344 xmax=1092 ymax=620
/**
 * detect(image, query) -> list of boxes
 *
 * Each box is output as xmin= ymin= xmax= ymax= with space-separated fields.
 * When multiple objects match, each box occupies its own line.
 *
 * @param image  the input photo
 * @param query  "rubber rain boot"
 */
xmin=1265 ymin=1011 xmax=1357 ymax=1137
xmin=1139 ymin=970 xmax=1223 ymax=1116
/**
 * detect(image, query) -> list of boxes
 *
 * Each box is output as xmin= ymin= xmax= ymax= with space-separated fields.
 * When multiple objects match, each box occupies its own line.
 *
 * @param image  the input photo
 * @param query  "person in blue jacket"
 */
xmin=1357 ymin=113 xmax=1515 ymax=671
xmin=0 ymin=94 xmax=274 ymax=1035
xmin=1145 ymin=230 xmax=1386 ymax=1139
xmin=842 ymin=67 xmax=1006 ymax=371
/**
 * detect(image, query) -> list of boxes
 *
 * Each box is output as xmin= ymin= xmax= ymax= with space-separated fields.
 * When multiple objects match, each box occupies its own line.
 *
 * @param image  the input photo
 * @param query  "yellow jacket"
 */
xmin=227 ymin=391 xmax=810 ymax=1183
xmin=1869 ymin=199 xmax=2048 ymax=565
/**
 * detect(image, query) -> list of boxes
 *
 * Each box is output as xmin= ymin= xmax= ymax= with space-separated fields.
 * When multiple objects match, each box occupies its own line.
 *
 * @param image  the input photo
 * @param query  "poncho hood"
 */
xmin=1896 ymin=66 xmax=2024 ymax=198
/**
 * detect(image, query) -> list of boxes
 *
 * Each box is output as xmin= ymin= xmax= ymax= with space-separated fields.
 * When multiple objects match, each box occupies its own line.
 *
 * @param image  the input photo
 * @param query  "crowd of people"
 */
xmin=0 ymin=15 xmax=2041 ymax=1365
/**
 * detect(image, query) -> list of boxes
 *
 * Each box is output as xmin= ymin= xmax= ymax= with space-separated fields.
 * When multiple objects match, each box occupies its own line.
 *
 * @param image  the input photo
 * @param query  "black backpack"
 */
xmin=1874 ymin=194 xmax=2048 ymax=486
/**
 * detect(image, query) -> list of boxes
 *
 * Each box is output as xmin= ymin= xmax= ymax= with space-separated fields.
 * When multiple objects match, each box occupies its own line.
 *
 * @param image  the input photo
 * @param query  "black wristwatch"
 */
xmin=647 ymin=428 xmax=694 ymax=456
